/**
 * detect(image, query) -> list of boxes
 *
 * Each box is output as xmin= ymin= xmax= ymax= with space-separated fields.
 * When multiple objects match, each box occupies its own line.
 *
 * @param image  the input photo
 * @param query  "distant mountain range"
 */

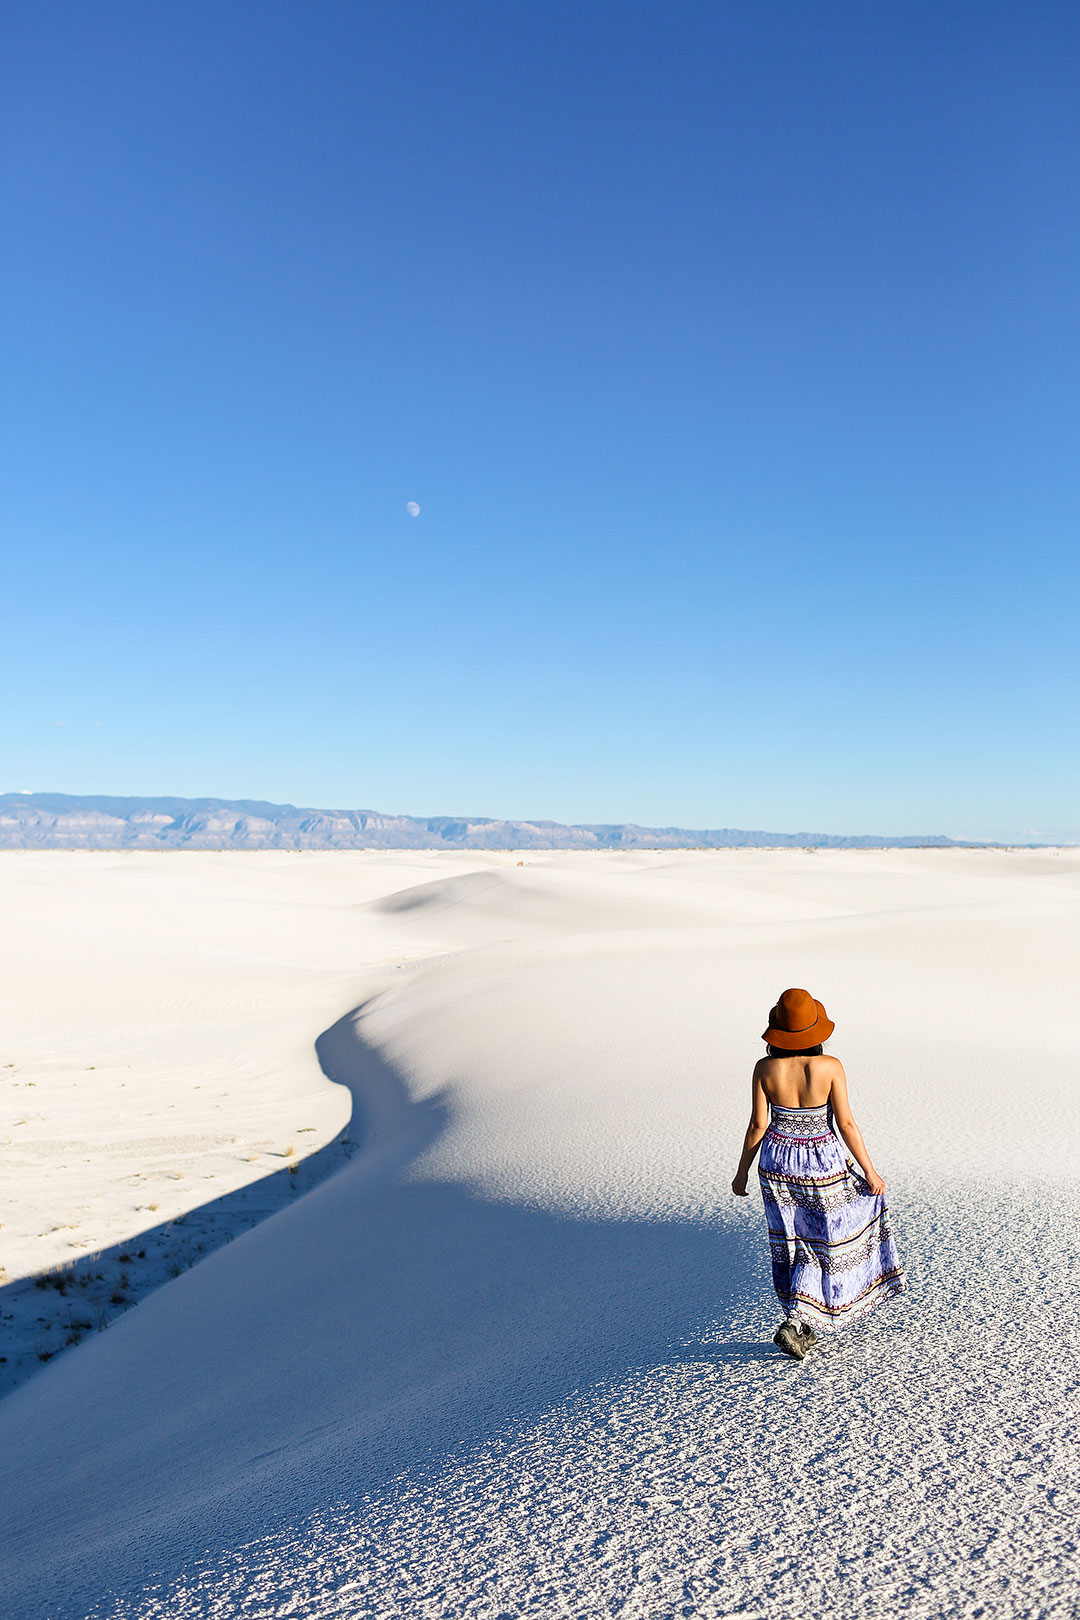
xmin=0 ymin=793 xmax=981 ymax=851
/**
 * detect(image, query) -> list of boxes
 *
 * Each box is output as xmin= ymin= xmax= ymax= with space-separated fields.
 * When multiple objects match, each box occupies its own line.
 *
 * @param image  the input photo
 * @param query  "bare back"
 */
xmin=735 ymin=1047 xmax=883 ymax=1197
xmin=757 ymin=1053 xmax=840 ymax=1109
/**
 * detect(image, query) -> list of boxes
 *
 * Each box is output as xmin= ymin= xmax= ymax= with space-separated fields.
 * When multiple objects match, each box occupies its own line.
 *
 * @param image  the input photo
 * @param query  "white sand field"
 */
xmin=1 ymin=847 xmax=1079 ymax=1618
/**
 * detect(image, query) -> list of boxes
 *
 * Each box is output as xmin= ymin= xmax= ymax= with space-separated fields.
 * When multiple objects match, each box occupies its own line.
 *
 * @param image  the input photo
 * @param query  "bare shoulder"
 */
xmin=812 ymin=1054 xmax=846 ymax=1089
xmin=752 ymin=1054 xmax=775 ymax=1102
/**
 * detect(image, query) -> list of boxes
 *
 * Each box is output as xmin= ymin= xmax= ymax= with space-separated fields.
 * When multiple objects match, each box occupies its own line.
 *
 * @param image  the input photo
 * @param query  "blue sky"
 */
xmin=3 ymin=2 xmax=1077 ymax=838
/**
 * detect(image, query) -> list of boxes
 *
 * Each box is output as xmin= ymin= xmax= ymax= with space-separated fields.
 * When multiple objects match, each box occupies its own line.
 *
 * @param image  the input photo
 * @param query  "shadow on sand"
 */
xmin=0 ymin=1023 xmax=369 ymax=1400
xmin=0 ymin=1003 xmax=777 ymax=1616
xmin=132 ymin=1003 xmax=774 ymax=1523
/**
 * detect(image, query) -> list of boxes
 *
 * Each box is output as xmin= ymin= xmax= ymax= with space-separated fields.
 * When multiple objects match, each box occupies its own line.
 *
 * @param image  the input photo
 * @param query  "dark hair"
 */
xmin=766 ymin=1043 xmax=824 ymax=1058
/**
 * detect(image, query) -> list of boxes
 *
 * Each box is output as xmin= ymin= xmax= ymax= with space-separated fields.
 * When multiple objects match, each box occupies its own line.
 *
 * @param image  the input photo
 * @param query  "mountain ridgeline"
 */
xmin=0 ymin=794 xmax=971 ymax=851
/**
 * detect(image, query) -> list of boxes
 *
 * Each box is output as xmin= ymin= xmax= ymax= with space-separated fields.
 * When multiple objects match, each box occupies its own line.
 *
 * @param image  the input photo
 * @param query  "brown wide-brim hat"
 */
xmin=763 ymin=986 xmax=835 ymax=1049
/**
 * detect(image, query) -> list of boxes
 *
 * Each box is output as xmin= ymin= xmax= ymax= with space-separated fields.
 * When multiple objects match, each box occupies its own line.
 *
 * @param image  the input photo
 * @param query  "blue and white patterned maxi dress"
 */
xmin=758 ymin=1103 xmax=907 ymax=1329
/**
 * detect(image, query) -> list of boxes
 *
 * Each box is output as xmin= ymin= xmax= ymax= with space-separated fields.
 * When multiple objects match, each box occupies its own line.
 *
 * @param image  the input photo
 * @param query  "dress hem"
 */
xmin=781 ymin=1274 xmax=908 ymax=1333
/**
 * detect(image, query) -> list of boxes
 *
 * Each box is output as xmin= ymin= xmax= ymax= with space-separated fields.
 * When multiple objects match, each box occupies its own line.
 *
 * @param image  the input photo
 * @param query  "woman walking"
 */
xmin=731 ymin=987 xmax=906 ymax=1359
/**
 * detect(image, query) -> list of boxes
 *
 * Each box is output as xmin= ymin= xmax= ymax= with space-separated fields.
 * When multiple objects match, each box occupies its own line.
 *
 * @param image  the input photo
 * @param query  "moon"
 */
xmin=406 ymin=500 xmax=420 ymax=517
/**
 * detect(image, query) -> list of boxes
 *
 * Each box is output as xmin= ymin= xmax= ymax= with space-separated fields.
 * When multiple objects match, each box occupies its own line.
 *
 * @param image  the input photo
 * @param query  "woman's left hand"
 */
xmin=731 ymin=1172 xmax=749 ymax=1197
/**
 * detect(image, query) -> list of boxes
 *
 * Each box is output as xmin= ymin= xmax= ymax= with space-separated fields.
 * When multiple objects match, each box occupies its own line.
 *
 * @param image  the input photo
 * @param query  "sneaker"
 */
xmin=797 ymin=1325 xmax=817 ymax=1353
xmin=772 ymin=1320 xmax=806 ymax=1360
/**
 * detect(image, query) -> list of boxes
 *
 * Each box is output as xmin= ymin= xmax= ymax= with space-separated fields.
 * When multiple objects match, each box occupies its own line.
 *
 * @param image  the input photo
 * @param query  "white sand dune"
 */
xmin=1 ymin=849 xmax=1079 ymax=1618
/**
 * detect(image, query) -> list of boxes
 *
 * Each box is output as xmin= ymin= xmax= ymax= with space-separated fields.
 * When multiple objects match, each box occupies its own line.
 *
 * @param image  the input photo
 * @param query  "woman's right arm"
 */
xmin=828 ymin=1061 xmax=885 ymax=1195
